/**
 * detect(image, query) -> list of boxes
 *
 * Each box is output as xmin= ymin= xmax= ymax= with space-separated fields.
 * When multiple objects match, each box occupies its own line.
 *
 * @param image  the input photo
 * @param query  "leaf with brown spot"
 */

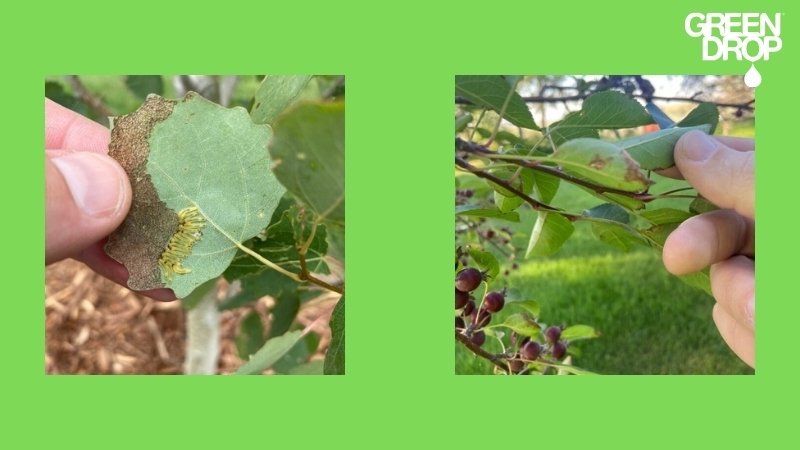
xmin=549 ymin=138 xmax=653 ymax=192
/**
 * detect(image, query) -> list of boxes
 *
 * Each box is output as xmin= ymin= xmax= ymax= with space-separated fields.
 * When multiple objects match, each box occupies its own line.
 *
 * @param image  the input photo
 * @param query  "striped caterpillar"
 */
xmin=158 ymin=206 xmax=205 ymax=282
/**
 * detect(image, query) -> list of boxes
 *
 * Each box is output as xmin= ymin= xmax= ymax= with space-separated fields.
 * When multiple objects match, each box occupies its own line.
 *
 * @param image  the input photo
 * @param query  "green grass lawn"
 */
xmin=456 ymin=171 xmax=755 ymax=375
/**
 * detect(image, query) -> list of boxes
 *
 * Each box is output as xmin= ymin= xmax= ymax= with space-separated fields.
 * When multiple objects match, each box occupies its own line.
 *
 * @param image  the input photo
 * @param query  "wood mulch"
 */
xmin=45 ymin=259 xmax=336 ymax=375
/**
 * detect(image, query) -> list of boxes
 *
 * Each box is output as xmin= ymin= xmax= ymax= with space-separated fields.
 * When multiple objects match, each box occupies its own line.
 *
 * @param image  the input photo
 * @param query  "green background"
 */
xmin=4 ymin=0 xmax=794 ymax=447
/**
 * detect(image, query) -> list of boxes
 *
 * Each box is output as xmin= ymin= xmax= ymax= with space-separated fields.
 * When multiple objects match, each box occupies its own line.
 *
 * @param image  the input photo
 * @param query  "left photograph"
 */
xmin=45 ymin=75 xmax=345 ymax=375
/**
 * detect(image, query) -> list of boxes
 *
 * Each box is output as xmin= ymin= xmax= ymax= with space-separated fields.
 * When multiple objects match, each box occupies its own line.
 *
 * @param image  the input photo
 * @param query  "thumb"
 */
xmin=46 ymin=151 xmax=132 ymax=264
xmin=674 ymin=131 xmax=755 ymax=219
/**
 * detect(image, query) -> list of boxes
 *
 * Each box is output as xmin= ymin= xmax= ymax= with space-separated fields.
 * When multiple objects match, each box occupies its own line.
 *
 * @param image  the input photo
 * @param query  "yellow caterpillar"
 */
xmin=158 ymin=206 xmax=205 ymax=282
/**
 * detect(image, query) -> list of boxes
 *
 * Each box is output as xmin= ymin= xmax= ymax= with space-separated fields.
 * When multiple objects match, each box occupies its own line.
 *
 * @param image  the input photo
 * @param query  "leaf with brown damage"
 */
xmin=549 ymin=138 xmax=653 ymax=192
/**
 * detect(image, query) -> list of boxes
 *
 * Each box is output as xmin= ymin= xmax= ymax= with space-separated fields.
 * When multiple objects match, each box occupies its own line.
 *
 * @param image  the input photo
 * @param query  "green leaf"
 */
xmin=235 ymin=311 xmax=265 ymax=360
xmin=250 ymin=75 xmax=312 ymax=125
xmin=506 ymin=299 xmax=540 ymax=318
xmin=125 ymin=75 xmax=164 ymax=100
xmin=218 ymin=269 xmax=300 ymax=311
xmin=455 ymin=75 xmax=540 ymax=130
xmin=489 ymin=168 xmax=535 ymax=213
xmin=690 ymin=195 xmax=719 ymax=215
xmin=266 ymin=292 xmax=301 ymax=339
xmin=271 ymin=331 xmax=310 ymax=374
xmin=269 ymin=102 xmax=344 ymax=228
xmin=583 ymin=203 xmax=630 ymax=223
xmin=455 ymin=205 xmax=520 ymax=222
xmin=467 ymin=248 xmax=500 ymax=281
xmin=550 ymin=138 xmax=652 ymax=192
xmin=534 ymin=361 xmax=598 ymax=375
xmin=324 ymin=296 xmax=345 ymax=375
xmin=45 ymin=81 xmax=90 ymax=117
xmin=235 ymin=330 xmax=302 ymax=375
xmin=287 ymin=359 xmax=324 ymax=375
xmin=560 ymin=324 xmax=601 ymax=341
xmin=105 ymin=93 xmax=286 ymax=299
xmin=602 ymin=192 xmax=646 ymax=210
xmin=590 ymin=222 xmax=647 ymax=252
xmin=548 ymin=91 xmax=655 ymax=145
xmin=679 ymin=268 xmax=713 ymax=296
xmin=617 ymin=125 xmax=712 ymax=170
xmin=676 ymin=102 xmax=719 ymax=134
xmin=455 ymin=113 xmax=472 ymax=133
xmin=525 ymin=211 xmax=575 ymax=258
xmin=488 ymin=313 xmax=541 ymax=336
xmin=639 ymin=208 xmax=693 ymax=225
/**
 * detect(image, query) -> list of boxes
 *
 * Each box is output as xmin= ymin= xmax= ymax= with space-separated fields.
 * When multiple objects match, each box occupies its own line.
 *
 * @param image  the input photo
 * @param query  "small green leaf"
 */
xmin=506 ymin=300 xmax=540 ymax=318
xmin=676 ymin=102 xmax=719 ymax=134
xmin=266 ymin=292 xmax=301 ymax=339
xmin=550 ymin=138 xmax=652 ymax=192
xmin=534 ymin=360 xmax=598 ymax=375
xmin=235 ymin=330 xmax=302 ymax=375
xmin=690 ymin=195 xmax=719 ymax=215
xmin=560 ymin=325 xmax=601 ymax=341
xmin=250 ymin=75 xmax=312 ymax=125
xmin=583 ymin=203 xmax=630 ymax=223
xmin=548 ymin=91 xmax=655 ymax=145
xmin=591 ymin=222 xmax=648 ymax=252
xmin=455 ymin=205 xmax=520 ymax=222
xmin=125 ymin=75 xmax=164 ymax=100
xmin=639 ymin=208 xmax=693 ymax=225
xmin=235 ymin=312 xmax=265 ymax=360
xmin=467 ymin=248 xmax=500 ymax=281
xmin=525 ymin=211 xmax=575 ymax=258
xmin=618 ymin=125 xmax=712 ymax=170
xmin=324 ymin=296 xmax=345 ymax=375
xmin=287 ymin=360 xmax=324 ymax=375
xmin=455 ymin=75 xmax=540 ymax=130
xmin=679 ymin=268 xmax=713 ymax=296
xmin=489 ymin=313 xmax=541 ymax=336
xmin=455 ymin=113 xmax=472 ymax=133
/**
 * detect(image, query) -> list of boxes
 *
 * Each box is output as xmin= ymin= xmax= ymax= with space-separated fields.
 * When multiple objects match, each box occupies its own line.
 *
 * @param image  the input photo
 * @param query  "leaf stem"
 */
xmin=234 ymin=242 xmax=303 ymax=282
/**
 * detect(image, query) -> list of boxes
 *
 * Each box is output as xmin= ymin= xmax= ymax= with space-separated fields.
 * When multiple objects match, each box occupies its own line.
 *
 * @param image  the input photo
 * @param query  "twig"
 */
xmin=298 ymin=252 xmax=344 ymax=294
xmin=455 ymin=330 xmax=509 ymax=373
xmin=456 ymin=94 xmax=755 ymax=111
xmin=63 ymin=76 xmax=114 ymax=125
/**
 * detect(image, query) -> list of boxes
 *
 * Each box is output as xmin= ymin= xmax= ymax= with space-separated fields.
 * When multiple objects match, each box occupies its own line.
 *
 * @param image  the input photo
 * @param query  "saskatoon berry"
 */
xmin=484 ymin=229 xmax=495 ymax=239
xmin=735 ymin=108 xmax=743 ymax=118
xmin=456 ymin=288 xmax=469 ymax=309
xmin=521 ymin=341 xmax=542 ymax=361
xmin=456 ymin=268 xmax=482 ymax=292
xmin=456 ymin=316 xmax=466 ymax=330
xmin=471 ymin=308 xmax=491 ymax=329
xmin=461 ymin=299 xmax=476 ymax=317
xmin=471 ymin=330 xmax=486 ymax=347
xmin=545 ymin=326 xmax=562 ymax=343
xmin=518 ymin=336 xmax=530 ymax=349
xmin=508 ymin=356 xmax=525 ymax=373
xmin=552 ymin=341 xmax=567 ymax=359
xmin=483 ymin=291 xmax=505 ymax=313
xmin=512 ymin=263 xmax=518 ymax=270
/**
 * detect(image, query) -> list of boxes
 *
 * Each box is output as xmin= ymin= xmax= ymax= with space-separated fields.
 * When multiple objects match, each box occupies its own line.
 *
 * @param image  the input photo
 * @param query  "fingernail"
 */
xmin=746 ymin=296 xmax=755 ymax=325
xmin=51 ymin=152 xmax=124 ymax=217
xmin=682 ymin=132 xmax=718 ymax=162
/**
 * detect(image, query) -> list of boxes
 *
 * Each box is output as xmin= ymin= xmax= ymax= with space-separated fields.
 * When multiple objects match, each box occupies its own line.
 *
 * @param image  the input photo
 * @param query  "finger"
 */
xmin=710 ymin=255 xmax=755 ymax=333
xmin=45 ymin=151 xmax=132 ymax=264
xmin=662 ymin=210 xmax=755 ymax=275
xmin=655 ymin=134 xmax=755 ymax=180
xmin=673 ymin=131 xmax=755 ymax=219
xmin=75 ymin=240 xmax=177 ymax=302
xmin=45 ymin=98 xmax=110 ymax=152
xmin=712 ymin=303 xmax=755 ymax=369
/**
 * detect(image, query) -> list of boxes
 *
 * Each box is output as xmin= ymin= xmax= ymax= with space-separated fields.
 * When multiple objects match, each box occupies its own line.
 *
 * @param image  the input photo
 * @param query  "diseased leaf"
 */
xmin=618 ymin=125 xmax=711 ymax=170
xmin=550 ymin=138 xmax=653 ymax=192
xmin=324 ymin=296 xmax=345 ymax=375
xmin=455 ymin=75 xmax=540 ymax=130
xmin=525 ymin=211 xmax=575 ymax=258
xmin=105 ymin=93 xmax=286 ymax=298
xmin=250 ymin=75 xmax=312 ymax=125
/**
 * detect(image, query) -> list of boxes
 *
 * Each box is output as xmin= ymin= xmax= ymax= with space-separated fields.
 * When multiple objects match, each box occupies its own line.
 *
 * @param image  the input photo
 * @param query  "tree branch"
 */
xmin=63 ymin=75 xmax=114 ymax=126
xmin=455 ymin=330 xmax=510 ymax=373
xmin=456 ymin=94 xmax=755 ymax=111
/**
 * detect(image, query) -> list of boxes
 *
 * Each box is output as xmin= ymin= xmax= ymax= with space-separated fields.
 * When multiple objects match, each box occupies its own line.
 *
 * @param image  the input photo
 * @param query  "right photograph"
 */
xmin=455 ymin=75 xmax=755 ymax=375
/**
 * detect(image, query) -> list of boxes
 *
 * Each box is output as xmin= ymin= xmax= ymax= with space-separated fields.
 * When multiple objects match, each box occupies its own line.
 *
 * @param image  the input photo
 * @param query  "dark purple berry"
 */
xmin=504 ymin=270 xmax=509 ymax=277
xmin=552 ymin=341 xmax=567 ymax=359
xmin=483 ymin=291 xmax=505 ymax=313
xmin=508 ymin=356 xmax=525 ymax=373
xmin=461 ymin=299 xmax=476 ymax=317
xmin=470 ymin=330 xmax=485 ymax=347
xmin=456 ymin=316 xmax=465 ymax=330
xmin=464 ymin=189 xmax=474 ymax=198
xmin=456 ymin=288 xmax=469 ymax=309
xmin=512 ymin=263 xmax=518 ymax=270
xmin=471 ymin=308 xmax=491 ymax=329
xmin=545 ymin=326 xmax=562 ymax=343
xmin=485 ymin=229 xmax=495 ymax=239
xmin=735 ymin=109 xmax=743 ymax=118
xmin=521 ymin=341 xmax=542 ymax=361
xmin=519 ymin=336 xmax=530 ymax=349
xmin=456 ymin=268 xmax=482 ymax=292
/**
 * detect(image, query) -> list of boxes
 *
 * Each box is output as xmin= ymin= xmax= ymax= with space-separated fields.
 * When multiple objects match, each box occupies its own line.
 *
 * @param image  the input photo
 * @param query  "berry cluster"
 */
xmin=455 ymin=267 xmax=506 ymax=348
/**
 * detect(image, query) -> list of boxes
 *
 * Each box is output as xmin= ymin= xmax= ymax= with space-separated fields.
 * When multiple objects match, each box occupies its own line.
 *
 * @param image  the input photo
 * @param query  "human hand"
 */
xmin=45 ymin=98 xmax=176 ymax=301
xmin=659 ymin=130 xmax=755 ymax=368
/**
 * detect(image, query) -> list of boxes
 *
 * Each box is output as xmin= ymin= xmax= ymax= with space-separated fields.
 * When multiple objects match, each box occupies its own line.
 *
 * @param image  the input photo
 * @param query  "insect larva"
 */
xmin=158 ymin=206 xmax=205 ymax=282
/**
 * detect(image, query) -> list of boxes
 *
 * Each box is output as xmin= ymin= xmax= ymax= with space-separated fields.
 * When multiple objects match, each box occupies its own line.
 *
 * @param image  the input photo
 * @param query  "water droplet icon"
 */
xmin=744 ymin=64 xmax=761 ymax=88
